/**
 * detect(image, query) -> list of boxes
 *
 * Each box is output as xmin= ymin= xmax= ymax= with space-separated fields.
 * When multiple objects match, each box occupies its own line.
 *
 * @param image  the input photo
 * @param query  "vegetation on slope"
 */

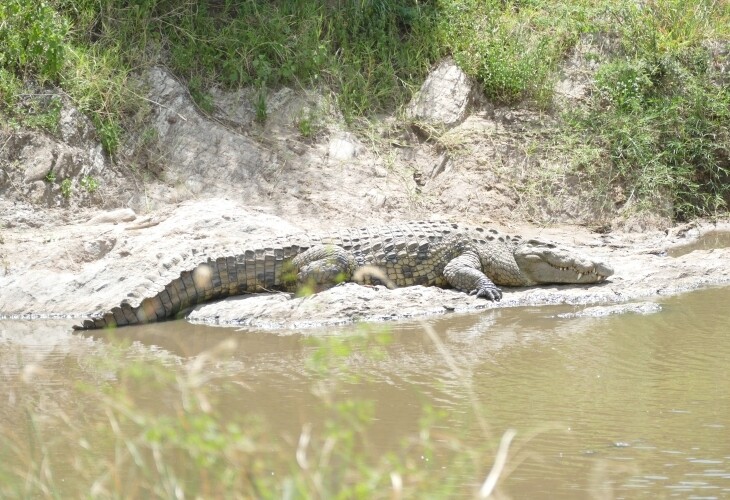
xmin=1 ymin=0 xmax=729 ymax=218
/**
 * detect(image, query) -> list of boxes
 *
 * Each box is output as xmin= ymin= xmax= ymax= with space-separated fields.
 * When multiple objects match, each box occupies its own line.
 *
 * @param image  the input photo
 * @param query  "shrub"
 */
xmin=569 ymin=49 xmax=730 ymax=218
xmin=0 ymin=0 xmax=68 ymax=81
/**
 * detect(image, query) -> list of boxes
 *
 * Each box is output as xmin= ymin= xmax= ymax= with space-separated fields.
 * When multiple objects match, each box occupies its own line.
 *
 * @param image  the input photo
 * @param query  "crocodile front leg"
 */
xmin=443 ymin=252 xmax=503 ymax=301
xmin=292 ymin=245 xmax=357 ymax=289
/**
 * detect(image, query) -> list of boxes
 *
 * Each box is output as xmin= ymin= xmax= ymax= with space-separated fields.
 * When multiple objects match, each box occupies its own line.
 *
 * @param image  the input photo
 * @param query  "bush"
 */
xmin=566 ymin=0 xmax=730 ymax=219
xmin=438 ymin=0 xmax=580 ymax=105
xmin=0 ymin=0 xmax=68 ymax=81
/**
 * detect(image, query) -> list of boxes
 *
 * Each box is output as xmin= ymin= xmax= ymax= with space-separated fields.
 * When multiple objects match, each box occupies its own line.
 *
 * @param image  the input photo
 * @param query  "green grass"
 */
xmin=0 ymin=0 xmax=67 ymax=81
xmin=437 ymin=0 xmax=584 ymax=106
xmin=0 ymin=0 xmax=728 ymax=219
xmin=60 ymin=177 xmax=72 ymax=198
xmin=563 ymin=0 xmax=730 ymax=219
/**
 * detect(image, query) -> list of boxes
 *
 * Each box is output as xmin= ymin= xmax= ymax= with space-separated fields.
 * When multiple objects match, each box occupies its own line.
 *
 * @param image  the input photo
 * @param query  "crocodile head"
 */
xmin=513 ymin=239 xmax=613 ymax=285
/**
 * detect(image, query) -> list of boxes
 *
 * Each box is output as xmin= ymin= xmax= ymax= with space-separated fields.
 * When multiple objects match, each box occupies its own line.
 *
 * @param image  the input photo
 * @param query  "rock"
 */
xmin=21 ymin=136 xmax=56 ymax=183
xmin=263 ymin=87 xmax=312 ymax=134
xmin=27 ymin=181 xmax=49 ymax=204
xmin=0 ymin=199 xmax=302 ymax=316
xmin=188 ymin=283 xmax=477 ymax=329
xmin=427 ymin=154 xmax=449 ymax=180
xmin=59 ymin=104 xmax=97 ymax=144
xmin=365 ymin=188 xmax=386 ymax=208
xmin=143 ymin=67 xmax=274 ymax=201
xmin=79 ymin=237 xmax=117 ymax=262
xmin=371 ymin=166 xmax=388 ymax=178
xmin=1 ymin=199 xmax=730 ymax=328
xmin=0 ymin=98 xmax=109 ymax=208
xmin=406 ymin=58 xmax=474 ymax=131
xmin=86 ymin=208 xmax=137 ymax=225
xmin=328 ymin=133 xmax=358 ymax=160
xmin=208 ymin=86 xmax=257 ymax=127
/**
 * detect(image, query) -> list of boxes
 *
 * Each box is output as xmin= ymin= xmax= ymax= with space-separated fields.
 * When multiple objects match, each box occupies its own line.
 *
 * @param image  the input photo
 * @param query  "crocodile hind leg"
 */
xmin=291 ymin=245 xmax=357 ymax=291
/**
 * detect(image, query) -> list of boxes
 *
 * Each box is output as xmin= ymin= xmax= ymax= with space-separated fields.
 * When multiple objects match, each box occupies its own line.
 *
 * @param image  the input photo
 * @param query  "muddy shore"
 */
xmin=1 ymin=198 xmax=728 ymax=329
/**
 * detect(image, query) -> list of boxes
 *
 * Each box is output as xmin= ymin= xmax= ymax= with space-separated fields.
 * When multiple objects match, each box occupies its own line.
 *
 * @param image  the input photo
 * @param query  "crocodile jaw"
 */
xmin=514 ymin=240 xmax=613 ymax=285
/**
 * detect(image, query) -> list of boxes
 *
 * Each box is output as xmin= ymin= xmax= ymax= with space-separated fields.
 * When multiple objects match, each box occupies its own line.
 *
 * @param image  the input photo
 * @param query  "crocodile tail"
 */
xmin=74 ymin=243 xmax=298 ymax=330
xmin=74 ymin=254 xmax=252 ymax=330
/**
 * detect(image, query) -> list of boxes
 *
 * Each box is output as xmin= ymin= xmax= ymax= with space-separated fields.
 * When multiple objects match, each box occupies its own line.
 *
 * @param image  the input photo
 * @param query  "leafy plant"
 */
xmin=94 ymin=117 xmax=121 ymax=155
xmin=595 ymin=60 xmax=656 ymax=111
xmin=437 ymin=0 xmax=579 ymax=105
xmin=0 ymin=68 xmax=22 ymax=113
xmin=254 ymin=88 xmax=267 ymax=123
xmin=188 ymin=76 xmax=214 ymax=114
xmin=60 ymin=178 xmax=72 ymax=198
xmin=61 ymin=44 xmax=133 ymax=156
xmin=297 ymin=111 xmax=317 ymax=139
xmin=0 ymin=69 xmax=62 ymax=134
xmin=0 ymin=0 xmax=68 ymax=81
xmin=80 ymin=175 xmax=98 ymax=193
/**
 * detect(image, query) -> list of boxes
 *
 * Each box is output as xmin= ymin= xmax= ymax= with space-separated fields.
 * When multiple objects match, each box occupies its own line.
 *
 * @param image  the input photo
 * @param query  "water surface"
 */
xmin=2 ymin=287 xmax=729 ymax=497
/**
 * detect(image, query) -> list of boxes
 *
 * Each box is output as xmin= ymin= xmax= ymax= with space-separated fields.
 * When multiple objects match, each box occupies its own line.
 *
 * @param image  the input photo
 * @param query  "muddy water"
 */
xmin=2 ymin=286 xmax=730 ymax=497
xmin=668 ymin=231 xmax=730 ymax=257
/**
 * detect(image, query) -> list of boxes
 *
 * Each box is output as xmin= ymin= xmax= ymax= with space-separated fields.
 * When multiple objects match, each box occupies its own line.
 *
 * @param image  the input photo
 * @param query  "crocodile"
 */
xmin=74 ymin=220 xmax=613 ymax=330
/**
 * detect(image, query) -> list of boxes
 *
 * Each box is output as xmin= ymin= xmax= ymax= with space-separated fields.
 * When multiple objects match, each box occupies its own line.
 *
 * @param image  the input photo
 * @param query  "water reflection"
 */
xmin=668 ymin=231 xmax=730 ymax=257
xmin=2 ymin=286 xmax=730 ymax=497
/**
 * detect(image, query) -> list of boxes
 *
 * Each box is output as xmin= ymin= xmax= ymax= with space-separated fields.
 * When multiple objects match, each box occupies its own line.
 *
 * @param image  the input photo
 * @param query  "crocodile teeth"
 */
xmin=577 ymin=273 xmax=583 ymax=280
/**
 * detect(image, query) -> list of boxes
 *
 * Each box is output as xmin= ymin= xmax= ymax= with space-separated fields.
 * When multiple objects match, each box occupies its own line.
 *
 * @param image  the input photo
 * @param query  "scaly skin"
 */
xmin=74 ymin=221 xmax=613 ymax=330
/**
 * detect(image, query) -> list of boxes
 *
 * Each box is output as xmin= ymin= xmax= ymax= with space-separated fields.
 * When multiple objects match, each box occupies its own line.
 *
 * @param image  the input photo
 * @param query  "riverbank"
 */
xmin=2 ymin=1 xmax=730 ymax=327
xmin=1 ymin=197 xmax=728 ymax=328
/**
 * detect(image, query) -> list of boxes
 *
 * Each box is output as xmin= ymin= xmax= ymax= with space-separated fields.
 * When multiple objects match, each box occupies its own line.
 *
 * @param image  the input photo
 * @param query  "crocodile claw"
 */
xmin=470 ymin=286 xmax=502 ymax=301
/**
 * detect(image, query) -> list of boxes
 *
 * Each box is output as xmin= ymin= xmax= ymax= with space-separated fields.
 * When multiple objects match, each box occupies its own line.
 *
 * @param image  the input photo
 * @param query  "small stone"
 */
xmin=365 ymin=189 xmax=386 ymax=208
xmin=328 ymin=134 xmax=357 ymax=160
xmin=372 ymin=166 xmax=388 ymax=178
